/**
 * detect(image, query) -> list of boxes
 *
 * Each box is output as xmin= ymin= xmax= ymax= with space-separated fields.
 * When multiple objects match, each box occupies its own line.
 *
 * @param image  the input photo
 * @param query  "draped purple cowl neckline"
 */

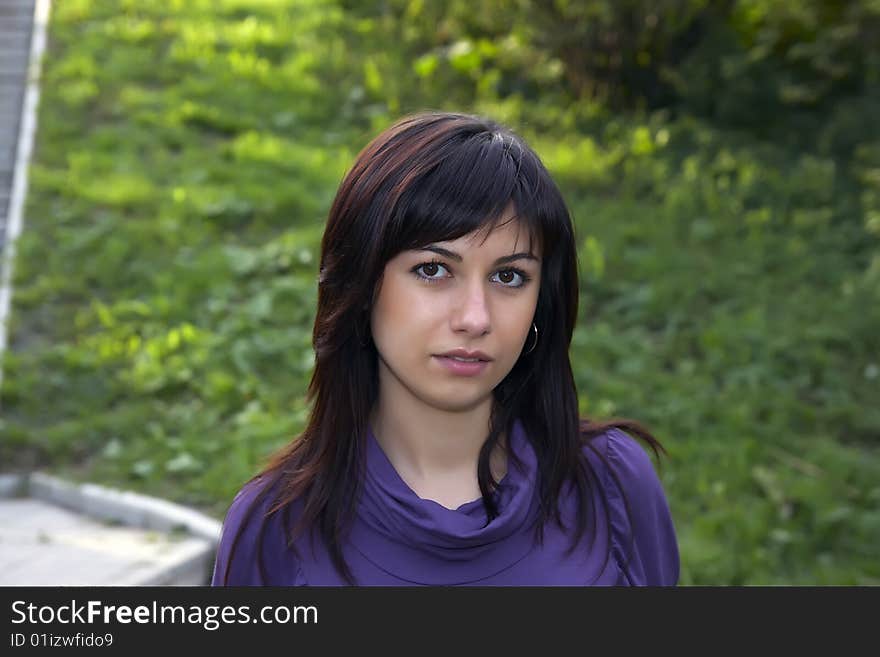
xmin=350 ymin=418 xmax=542 ymax=584
xmin=212 ymin=418 xmax=681 ymax=586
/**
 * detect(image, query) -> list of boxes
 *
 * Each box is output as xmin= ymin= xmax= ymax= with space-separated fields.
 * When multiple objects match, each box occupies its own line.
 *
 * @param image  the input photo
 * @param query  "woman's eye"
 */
xmin=415 ymin=262 xmax=449 ymax=281
xmin=492 ymin=270 xmax=525 ymax=287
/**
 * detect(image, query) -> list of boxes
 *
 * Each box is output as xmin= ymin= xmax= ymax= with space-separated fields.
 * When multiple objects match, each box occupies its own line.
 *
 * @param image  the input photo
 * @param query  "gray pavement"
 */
xmin=0 ymin=474 xmax=221 ymax=586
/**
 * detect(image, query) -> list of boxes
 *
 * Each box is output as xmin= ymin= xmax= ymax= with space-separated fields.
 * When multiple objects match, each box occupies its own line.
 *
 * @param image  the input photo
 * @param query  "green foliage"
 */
xmin=1 ymin=0 xmax=877 ymax=584
xmin=369 ymin=0 xmax=880 ymax=148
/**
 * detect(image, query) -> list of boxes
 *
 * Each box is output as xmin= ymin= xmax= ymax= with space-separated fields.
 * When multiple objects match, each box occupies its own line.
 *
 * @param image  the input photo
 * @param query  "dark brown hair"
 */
xmin=220 ymin=111 xmax=664 ymax=584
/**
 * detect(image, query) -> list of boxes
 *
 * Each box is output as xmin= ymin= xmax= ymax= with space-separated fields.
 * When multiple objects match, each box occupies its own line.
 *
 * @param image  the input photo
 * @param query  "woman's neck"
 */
xmin=368 ymin=396 xmax=507 ymax=509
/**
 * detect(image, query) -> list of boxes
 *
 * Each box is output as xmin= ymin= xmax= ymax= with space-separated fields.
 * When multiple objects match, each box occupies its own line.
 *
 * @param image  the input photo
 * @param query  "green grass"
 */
xmin=2 ymin=0 xmax=878 ymax=584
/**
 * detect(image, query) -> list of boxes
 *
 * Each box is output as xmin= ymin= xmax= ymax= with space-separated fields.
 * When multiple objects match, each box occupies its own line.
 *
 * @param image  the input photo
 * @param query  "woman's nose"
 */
xmin=450 ymin=281 xmax=491 ymax=335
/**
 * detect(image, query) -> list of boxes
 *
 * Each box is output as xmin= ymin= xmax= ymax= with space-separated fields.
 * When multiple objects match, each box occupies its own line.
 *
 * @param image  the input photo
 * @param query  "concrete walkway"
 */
xmin=0 ymin=497 xmax=216 ymax=585
xmin=0 ymin=474 xmax=222 ymax=586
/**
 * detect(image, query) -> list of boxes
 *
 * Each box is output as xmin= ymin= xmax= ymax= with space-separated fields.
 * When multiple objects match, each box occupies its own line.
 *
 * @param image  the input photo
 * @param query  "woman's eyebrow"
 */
xmin=416 ymin=245 xmax=541 ymax=265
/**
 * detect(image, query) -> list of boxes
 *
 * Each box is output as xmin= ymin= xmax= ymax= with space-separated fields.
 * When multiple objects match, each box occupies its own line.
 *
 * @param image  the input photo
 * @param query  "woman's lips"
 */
xmin=432 ymin=355 xmax=490 ymax=376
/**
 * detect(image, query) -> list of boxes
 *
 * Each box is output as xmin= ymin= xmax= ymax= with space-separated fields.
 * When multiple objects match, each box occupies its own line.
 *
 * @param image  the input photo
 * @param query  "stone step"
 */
xmin=0 ymin=62 xmax=29 ymax=77
xmin=0 ymin=121 xmax=21 ymax=134
xmin=0 ymin=107 xmax=23 ymax=122
xmin=0 ymin=34 xmax=32 ymax=51
xmin=1 ymin=155 xmax=17 ymax=172
xmin=0 ymin=77 xmax=27 ymax=91
xmin=0 ymin=77 xmax=25 ymax=89
xmin=0 ymin=70 xmax=25 ymax=83
xmin=0 ymin=104 xmax=21 ymax=117
xmin=0 ymin=55 xmax=27 ymax=69
xmin=0 ymin=15 xmax=34 ymax=30
xmin=0 ymin=39 xmax=31 ymax=50
xmin=0 ymin=33 xmax=32 ymax=50
xmin=0 ymin=144 xmax=15 ymax=171
xmin=0 ymin=127 xmax=21 ymax=142
xmin=0 ymin=75 xmax=28 ymax=87
xmin=0 ymin=49 xmax=30 ymax=66
xmin=0 ymin=28 xmax=31 ymax=44
xmin=0 ymin=4 xmax=35 ymax=19
xmin=0 ymin=127 xmax=18 ymax=142
xmin=0 ymin=89 xmax=24 ymax=108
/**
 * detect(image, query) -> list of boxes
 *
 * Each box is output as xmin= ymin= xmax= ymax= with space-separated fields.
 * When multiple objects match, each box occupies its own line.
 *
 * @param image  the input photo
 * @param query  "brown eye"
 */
xmin=492 ymin=269 xmax=530 ymax=288
xmin=412 ymin=261 xmax=449 ymax=283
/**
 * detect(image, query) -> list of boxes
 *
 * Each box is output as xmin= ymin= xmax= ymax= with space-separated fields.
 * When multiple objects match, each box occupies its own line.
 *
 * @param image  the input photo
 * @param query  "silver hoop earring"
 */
xmin=524 ymin=323 xmax=538 ymax=355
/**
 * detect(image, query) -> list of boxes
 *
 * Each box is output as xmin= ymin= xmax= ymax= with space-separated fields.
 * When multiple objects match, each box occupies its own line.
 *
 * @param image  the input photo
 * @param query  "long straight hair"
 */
xmin=220 ymin=111 xmax=665 ymax=584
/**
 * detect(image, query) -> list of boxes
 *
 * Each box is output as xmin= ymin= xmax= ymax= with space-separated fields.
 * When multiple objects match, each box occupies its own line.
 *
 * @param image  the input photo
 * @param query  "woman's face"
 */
xmin=370 ymin=212 xmax=542 ymax=414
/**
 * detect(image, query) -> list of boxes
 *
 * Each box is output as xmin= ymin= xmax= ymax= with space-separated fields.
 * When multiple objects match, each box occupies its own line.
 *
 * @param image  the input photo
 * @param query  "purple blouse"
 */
xmin=211 ymin=420 xmax=679 ymax=586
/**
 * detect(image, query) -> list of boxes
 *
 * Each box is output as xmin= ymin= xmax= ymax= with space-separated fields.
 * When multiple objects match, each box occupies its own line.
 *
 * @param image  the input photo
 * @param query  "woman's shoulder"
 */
xmin=219 ymin=475 xmax=279 ymax=538
xmin=211 ymin=473 xmax=305 ymax=585
xmin=580 ymin=425 xmax=681 ymax=585
xmin=581 ymin=426 xmax=663 ymax=492
xmin=228 ymin=474 xmax=277 ymax=517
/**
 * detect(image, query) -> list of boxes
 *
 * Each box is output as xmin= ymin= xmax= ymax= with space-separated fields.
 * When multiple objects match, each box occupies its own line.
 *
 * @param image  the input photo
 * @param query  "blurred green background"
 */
xmin=1 ymin=0 xmax=878 ymax=584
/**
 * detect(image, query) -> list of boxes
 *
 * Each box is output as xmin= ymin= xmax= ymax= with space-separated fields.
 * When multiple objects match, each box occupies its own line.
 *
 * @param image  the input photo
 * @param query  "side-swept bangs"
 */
xmin=374 ymin=114 xmax=569 ymax=268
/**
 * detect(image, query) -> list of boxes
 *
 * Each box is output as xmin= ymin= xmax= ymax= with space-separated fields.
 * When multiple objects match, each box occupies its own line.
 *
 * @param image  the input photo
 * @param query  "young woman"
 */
xmin=211 ymin=111 xmax=679 ymax=586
